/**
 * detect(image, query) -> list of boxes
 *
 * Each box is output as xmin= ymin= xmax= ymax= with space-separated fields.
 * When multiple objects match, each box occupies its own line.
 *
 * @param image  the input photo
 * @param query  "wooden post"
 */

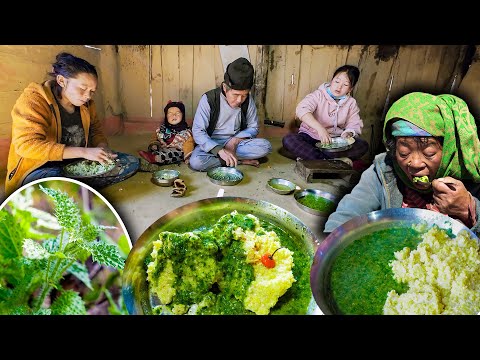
xmin=254 ymin=45 xmax=269 ymax=136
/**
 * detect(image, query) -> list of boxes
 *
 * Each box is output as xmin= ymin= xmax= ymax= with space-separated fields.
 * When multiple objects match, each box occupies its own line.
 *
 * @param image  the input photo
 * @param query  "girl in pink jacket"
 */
xmin=282 ymin=65 xmax=368 ymax=163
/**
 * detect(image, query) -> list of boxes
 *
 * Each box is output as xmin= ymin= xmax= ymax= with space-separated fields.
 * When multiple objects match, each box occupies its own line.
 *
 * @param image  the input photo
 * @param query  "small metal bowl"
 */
xmin=151 ymin=169 xmax=180 ymax=187
xmin=207 ymin=167 xmax=244 ymax=186
xmin=267 ymin=178 xmax=296 ymax=195
xmin=294 ymin=189 xmax=339 ymax=216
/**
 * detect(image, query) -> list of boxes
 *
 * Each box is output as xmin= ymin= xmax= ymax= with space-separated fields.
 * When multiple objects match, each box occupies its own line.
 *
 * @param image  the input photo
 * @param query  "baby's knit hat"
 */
xmin=164 ymin=100 xmax=185 ymax=119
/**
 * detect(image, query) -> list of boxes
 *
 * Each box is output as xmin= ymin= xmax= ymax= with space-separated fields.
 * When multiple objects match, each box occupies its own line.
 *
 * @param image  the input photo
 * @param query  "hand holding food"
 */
xmin=218 ymin=148 xmax=238 ymax=167
xmin=432 ymin=177 xmax=473 ymax=224
xmin=83 ymin=147 xmax=115 ymax=165
xmin=316 ymin=126 xmax=332 ymax=145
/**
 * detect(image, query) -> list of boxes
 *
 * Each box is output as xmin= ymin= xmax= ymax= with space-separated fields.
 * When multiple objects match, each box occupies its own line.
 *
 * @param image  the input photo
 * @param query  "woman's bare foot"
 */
xmin=239 ymin=159 xmax=260 ymax=167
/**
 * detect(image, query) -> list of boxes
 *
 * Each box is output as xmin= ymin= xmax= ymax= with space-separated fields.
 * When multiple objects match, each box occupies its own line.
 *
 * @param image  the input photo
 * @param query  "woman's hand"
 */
xmin=83 ymin=147 xmax=116 ymax=165
xmin=218 ymin=148 xmax=238 ymax=167
xmin=432 ymin=177 xmax=473 ymax=225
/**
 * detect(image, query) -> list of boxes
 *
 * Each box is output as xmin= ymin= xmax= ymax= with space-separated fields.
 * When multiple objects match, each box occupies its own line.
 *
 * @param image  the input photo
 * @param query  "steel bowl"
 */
xmin=122 ymin=197 xmax=323 ymax=315
xmin=151 ymin=169 xmax=180 ymax=187
xmin=267 ymin=178 xmax=297 ymax=195
xmin=294 ymin=188 xmax=339 ymax=216
xmin=310 ymin=208 xmax=480 ymax=315
xmin=207 ymin=167 xmax=244 ymax=186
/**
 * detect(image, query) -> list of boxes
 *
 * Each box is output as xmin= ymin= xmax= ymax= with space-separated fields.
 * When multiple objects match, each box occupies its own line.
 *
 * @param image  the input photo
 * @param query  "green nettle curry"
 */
xmin=298 ymin=194 xmax=336 ymax=213
xmin=145 ymin=211 xmax=312 ymax=315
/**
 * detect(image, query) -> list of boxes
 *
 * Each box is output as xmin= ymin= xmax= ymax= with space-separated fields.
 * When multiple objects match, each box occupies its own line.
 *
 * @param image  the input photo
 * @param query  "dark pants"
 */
xmin=282 ymin=132 xmax=369 ymax=160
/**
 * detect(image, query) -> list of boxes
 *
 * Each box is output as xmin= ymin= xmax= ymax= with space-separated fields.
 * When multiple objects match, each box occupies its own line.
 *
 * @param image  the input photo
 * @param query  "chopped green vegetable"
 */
xmin=64 ymin=159 xmax=116 ymax=177
xmin=412 ymin=176 xmax=429 ymax=183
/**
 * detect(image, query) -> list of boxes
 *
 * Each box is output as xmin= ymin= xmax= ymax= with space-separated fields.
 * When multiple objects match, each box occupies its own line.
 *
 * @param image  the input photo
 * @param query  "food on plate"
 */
xmin=384 ymin=225 xmax=480 ymax=315
xmin=146 ymin=211 xmax=297 ymax=315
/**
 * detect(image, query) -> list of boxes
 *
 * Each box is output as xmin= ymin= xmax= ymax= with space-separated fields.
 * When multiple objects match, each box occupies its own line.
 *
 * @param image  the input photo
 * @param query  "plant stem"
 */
xmin=58 ymin=259 xmax=76 ymax=279
xmin=36 ymin=229 xmax=67 ymax=311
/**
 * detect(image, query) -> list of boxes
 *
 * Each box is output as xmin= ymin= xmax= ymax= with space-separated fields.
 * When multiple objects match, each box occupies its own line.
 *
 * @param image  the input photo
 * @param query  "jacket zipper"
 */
xmin=8 ymin=158 xmax=22 ymax=180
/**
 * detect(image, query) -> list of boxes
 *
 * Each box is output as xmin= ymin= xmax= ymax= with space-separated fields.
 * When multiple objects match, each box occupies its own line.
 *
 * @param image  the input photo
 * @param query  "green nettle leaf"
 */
xmin=23 ymin=239 xmax=51 ymax=260
xmin=68 ymin=262 xmax=93 ymax=290
xmin=39 ymin=185 xmax=81 ymax=232
xmin=1 ymin=262 xmax=44 ymax=314
xmin=43 ymin=237 xmax=60 ymax=253
xmin=0 ymin=257 xmax=25 ymax=285
xmin=80 ymin=241 xmax=125 ymax=270
xmin=50 ymin=290 xmax=87 ymax=315
xmin=0 ymin=210 xmax=25 ymax=259
xmin=33 ymin=308 xmax=51 ymax=315
xmin=9 ymin=305 xmax=33 ymax=315
xmin=78 ymin=222 xmax=101 ymax=243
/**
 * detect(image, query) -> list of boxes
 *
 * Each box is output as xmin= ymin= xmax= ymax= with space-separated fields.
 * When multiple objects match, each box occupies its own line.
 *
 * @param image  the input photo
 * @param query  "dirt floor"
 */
xmin=100 ymin=135 xmax=355 ymax=247
xmin=0 ymin=135 xmax=357 ymax=247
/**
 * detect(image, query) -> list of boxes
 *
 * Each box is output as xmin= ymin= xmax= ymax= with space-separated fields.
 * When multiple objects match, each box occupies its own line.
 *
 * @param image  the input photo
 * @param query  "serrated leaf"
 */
xmin=32 ymin=308 xmax=51 ymax=315
xmin=80 ymin=241 xmax=125 ymax=269
xmin=23 ymin=239 xmax=51 ymax=260
xmin=0 ymin=257 xmax=26 ymax=285
xmin=50 ymin=290 xmax=86 ymax=315
xmin=43 ymin=237 xmax=60 ymax=253
xmin=39 ymin=185 xmax=81 ymax=232
xmin=0 ymin=210 xmax=24 ymax=259
xmin=9 ymin=208 xmax=40 ymax=241
xmin=8 ymin=305 xmax=32 ymax=315
xmin=67 ymin=262 xmax=93 ymax=290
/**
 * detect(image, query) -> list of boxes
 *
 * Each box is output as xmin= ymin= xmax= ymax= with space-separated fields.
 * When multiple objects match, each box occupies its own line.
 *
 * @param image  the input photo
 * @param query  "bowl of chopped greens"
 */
xmin=294 ymin=188 xmax=339 ymax=216
xmin=151 ymin=169 xmax=180 ymax=187
xmin=207 ymin=167 xmax=244 ymax=186
xmin=267 ymin=178 xmax=297 ymax=195
xmin=311 ymin=208 xmax=480 ymax=315
xmin=63 ymin=158 xmax=117 ymax=178
xmin=122 ymin=197 xmax=324 ymax=315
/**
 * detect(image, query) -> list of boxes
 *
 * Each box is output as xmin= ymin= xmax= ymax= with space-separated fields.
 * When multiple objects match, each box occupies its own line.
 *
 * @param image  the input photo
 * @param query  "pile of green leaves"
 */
xmin=0 ymin=185 xmax=125 ymax=315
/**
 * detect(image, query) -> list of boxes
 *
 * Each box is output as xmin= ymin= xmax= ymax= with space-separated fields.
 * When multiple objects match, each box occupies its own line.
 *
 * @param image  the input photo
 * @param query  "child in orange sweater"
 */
xmin=139 ymin=101 xmax=194 ymax=171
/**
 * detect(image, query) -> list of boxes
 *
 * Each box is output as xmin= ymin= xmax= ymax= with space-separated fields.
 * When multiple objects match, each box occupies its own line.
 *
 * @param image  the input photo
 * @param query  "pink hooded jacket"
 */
xmin=296 ymin=83 xmax=363 ymax=140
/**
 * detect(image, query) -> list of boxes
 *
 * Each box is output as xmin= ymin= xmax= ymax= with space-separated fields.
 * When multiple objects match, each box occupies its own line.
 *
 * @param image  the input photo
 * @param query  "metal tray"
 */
xmin=316 ymin=136 xmax=355 ymax=153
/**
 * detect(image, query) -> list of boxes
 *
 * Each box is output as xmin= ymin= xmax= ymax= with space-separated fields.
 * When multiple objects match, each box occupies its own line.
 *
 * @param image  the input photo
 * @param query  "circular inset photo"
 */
xmin=0 ymin=177 xmax=132 ymax=315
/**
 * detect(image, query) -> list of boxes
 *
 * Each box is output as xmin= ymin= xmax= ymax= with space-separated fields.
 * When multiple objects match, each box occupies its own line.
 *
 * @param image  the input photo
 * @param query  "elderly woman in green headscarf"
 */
xmin=324 ymin=92 xmax=480 ymax=234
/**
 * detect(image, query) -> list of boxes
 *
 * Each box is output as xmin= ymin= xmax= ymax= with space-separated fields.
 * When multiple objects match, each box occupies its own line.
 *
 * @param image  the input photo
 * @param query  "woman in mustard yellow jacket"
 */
xmin=5 ymin=52 xmax=116 ymax=197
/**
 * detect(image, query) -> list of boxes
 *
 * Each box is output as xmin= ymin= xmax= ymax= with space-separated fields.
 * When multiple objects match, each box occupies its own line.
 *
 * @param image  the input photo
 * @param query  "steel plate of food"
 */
xmin=122 ymin=197 xmax=323 ymax=315
xmin=311 ymin=208 xmax=480 ymax=315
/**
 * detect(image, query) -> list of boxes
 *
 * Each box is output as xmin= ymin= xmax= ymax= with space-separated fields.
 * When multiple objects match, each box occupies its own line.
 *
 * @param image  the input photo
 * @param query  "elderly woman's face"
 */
xmin=395 ymin=136 xmax=443 ymax=190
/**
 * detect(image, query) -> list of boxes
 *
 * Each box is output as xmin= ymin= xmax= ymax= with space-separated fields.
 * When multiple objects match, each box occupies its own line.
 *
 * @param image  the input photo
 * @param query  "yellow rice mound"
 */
xmin=384 ymin=226 xmax=480 ymax=315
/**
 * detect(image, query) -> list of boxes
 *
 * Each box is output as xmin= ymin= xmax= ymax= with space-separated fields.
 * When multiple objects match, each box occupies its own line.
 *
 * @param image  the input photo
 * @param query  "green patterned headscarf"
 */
xmin=383 ymin=92 xmax=480 ymax=189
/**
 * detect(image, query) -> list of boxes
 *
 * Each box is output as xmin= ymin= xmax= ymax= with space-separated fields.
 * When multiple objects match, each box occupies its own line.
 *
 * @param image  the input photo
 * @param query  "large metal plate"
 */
xmin=316 ymin=136 xmax=355 ymax=153
xmin=122 ymin=197 xmax=323 ymax=315
xmin=310 ymin=208 xmax=479 ymax=315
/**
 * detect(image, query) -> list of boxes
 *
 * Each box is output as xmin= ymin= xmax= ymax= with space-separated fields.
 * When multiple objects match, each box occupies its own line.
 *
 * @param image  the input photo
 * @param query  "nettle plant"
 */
xmin=0 ymin=185 xmax=125 ymax=315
